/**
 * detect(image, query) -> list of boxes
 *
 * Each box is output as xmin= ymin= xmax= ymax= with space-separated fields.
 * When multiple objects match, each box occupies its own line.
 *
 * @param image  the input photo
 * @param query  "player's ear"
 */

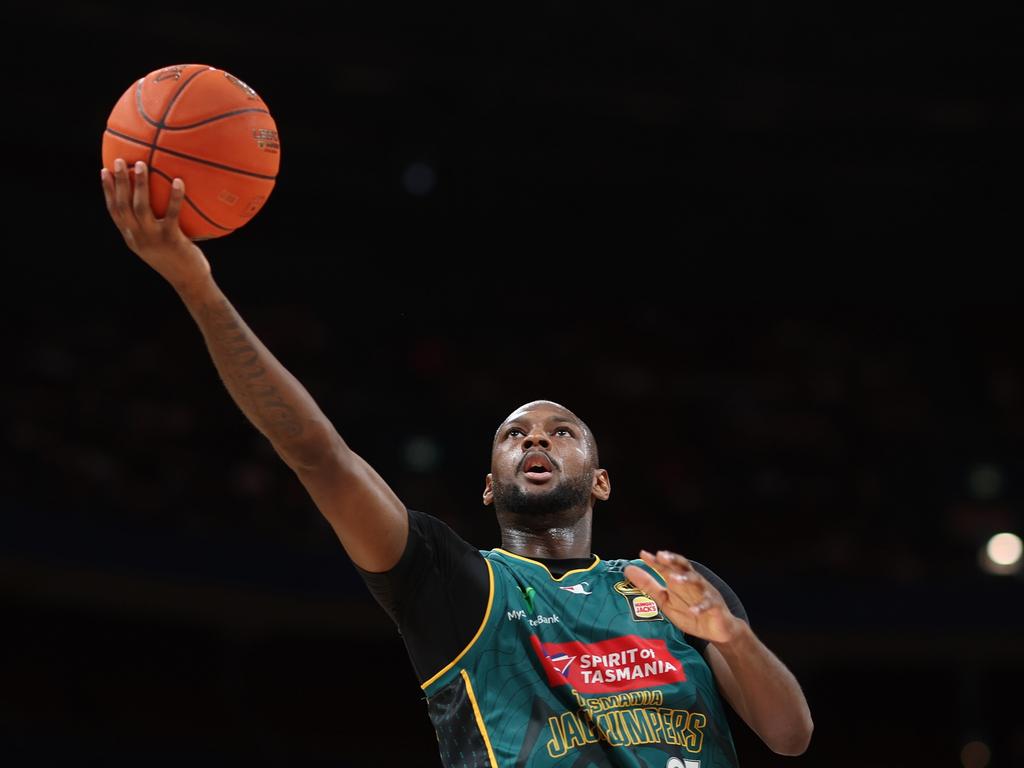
xmin=592 ymin=468 xmax=610 ymax=502
xmin=483 ymin=473 xmax=494 ymax=506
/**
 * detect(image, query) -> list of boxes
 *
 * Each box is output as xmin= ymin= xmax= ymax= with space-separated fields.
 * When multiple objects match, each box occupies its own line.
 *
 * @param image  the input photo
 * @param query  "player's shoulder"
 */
xmin=407 ymin=507 xmax=485 ymax=557
xmin=608 ymin=554 xmax=724 ymax=585
xmin=599 ymin=557 xmax=635 ymax=573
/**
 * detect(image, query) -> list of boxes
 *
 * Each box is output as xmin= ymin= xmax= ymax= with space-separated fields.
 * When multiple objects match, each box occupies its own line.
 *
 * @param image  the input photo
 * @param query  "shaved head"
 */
xmin=494 ymin=400 xmax=600 ymax=468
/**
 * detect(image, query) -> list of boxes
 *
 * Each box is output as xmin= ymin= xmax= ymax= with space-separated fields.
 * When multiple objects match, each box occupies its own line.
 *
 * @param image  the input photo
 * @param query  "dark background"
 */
xmin=3 ymin=2 xmax=1023 ymax=766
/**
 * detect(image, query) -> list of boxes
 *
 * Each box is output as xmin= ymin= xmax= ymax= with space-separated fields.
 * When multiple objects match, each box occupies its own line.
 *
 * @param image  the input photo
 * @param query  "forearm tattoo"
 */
xmin=200 ymin=299 xmax=305 ymax=443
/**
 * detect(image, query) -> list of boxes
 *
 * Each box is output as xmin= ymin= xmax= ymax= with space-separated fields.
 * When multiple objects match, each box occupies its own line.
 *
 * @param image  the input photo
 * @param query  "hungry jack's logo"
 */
xmin=613 ymin=580 xmax=665 ymax=622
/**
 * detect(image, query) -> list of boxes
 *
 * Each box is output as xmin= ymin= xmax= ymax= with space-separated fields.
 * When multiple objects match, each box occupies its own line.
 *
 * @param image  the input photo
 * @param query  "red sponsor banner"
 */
xmin=530 ymin=634 xmax=686 ymax=694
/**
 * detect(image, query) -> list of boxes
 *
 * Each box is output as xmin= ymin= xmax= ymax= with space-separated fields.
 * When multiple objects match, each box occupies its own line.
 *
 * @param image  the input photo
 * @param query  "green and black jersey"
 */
xmin=360 ymin=509 xmax=748 ymax=768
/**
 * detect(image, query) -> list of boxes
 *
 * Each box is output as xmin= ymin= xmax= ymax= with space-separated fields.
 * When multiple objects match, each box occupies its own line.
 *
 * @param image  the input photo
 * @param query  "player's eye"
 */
xmin=507 ymin=428 xmax=523 ymax=437
xmin=555 ymin=428 xmax=573 ymax=437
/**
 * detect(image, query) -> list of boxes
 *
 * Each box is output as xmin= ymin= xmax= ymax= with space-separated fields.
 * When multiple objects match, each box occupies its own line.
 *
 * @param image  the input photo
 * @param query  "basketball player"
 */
xmin=101 ymin=159 xmax=813 ymax=766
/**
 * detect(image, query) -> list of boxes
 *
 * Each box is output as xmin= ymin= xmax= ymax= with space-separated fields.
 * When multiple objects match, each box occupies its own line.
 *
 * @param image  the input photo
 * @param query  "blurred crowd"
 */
xmin=8 ymin=301 xmax=1021 ymax=596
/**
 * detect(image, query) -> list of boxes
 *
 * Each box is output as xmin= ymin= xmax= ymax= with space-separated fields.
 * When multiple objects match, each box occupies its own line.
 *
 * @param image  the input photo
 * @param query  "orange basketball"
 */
xmin=102 ymin=64 xmax=280 ymax=240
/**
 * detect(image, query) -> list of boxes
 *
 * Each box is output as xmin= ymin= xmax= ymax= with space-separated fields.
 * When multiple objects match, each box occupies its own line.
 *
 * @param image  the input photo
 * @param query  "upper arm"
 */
xmin=689 ymin=560 xmax=754 ymax=723
xmin=292 ymin=443 xmax=408 ymax=572
xmin=704 ymin=641 xmax=753 ymax=726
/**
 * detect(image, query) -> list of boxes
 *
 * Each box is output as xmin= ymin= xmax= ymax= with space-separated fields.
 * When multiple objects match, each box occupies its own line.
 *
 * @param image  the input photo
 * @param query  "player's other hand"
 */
xmin=101 ymin=159 xmax=211 ymax=295
xmin=624 ymin=550 xmax=746 ymax=645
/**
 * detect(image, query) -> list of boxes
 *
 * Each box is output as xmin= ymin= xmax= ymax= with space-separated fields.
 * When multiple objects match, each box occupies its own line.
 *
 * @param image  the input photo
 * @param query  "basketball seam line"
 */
xmin=149 ymin=166 xmax=234 ymax=232
xmin=104 ymin=128 xmax=278 ymax=180
xmin=158 ymin=107 xmax=271 ymax=130
xmin=139 ymin=67 xmax=210 ymax=168
xmin=131 ymin=73 xmax=267 ymax=130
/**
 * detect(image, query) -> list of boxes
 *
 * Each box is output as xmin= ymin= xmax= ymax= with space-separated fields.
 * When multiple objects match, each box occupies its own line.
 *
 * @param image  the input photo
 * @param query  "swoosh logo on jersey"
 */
xmin=558 ymin=582 xmax=592 ymax=595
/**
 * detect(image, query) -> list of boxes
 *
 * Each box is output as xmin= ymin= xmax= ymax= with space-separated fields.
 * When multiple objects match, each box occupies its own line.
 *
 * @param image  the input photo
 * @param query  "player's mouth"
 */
xmin=521 ymin=451 xmax=556 ymax=484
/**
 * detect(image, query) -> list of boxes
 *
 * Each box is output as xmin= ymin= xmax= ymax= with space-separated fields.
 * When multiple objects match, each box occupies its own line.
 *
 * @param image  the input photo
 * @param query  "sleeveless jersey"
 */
xmin=421 ymin=548 xmax=740 ymax=768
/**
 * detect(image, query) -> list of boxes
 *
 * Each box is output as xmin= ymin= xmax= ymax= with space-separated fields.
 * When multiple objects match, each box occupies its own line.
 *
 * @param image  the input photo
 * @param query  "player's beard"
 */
xmin=491 ymin=471 xmax=593 ymax=524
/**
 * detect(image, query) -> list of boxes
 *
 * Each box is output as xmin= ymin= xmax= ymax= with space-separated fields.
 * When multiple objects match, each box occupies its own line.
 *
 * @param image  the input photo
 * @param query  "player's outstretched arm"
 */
xmin=101 ymin=159 xmax=407 ymax=572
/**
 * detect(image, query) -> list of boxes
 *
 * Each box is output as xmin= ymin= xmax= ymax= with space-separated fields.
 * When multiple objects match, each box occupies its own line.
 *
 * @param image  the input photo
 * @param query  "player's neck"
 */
xmin=498 ymin=510 xmax=593 ymax=560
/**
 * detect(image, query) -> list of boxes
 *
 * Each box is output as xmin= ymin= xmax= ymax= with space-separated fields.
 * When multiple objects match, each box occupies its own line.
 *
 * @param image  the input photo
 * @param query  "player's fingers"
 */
xmin=100 ymin=168 xmax=115 ymax=215
xmin=639 ymin=549 xmax=691 ymax=575
xmin=638 ymin=549 xmax=659 ymax=567
xmin=623 ymin=564 xmax=659 ymax=593
xmin=165 ymin=177 xmax=185 ymax=224
xmin=638 ymin=551 xmax=702 ymax=605
xmin=629 ymin=563 xmax=697 ymax=616
xmin=656 ymin=550 xmax=693 ymax=571
xmin=664 ymin=568 xmax=707 ymax=607
xmin=132 ymin=161 xmax=153 ymax=220
xmin=667 ymin=570 xmax=700 ymax=588
xmin=111 ymin=158 xmax=133 ymax=222
xmin=689 ymin=591 xmax=719 ymax=615
xmin=623 ymin=564 xmax=670 ymax=606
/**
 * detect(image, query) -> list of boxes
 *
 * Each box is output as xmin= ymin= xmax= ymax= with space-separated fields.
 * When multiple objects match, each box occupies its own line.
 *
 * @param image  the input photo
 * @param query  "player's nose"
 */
xmin=522 ymin=429 xmax=550 ymax=450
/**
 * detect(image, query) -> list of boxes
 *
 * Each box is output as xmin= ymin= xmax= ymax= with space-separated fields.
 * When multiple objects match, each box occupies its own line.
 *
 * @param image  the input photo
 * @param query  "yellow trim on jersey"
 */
xmin=492 ymin=547 xmax=601 ymax=582
xmin=421 ymin=558 xmax=495 ymax=690
xmin=461 ymin=669 xmax=499 ymax=768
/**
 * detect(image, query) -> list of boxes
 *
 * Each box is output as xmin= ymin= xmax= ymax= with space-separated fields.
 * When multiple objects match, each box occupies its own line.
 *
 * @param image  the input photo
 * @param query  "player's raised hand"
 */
xmin=624 ymin=551 xmax=745 ymax=644
xmin=101 ymin=158 xmax=211 ymax=294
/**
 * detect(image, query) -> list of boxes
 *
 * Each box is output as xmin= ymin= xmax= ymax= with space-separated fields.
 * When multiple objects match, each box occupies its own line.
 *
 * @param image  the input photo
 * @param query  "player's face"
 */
xmin=484 ymin=404 xmax=600 ymax=512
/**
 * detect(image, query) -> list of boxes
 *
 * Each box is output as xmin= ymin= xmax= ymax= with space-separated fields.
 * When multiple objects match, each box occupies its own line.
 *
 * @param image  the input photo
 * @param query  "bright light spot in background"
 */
xmin=402 ymin=162 xmax=436 ymax=196
xmin=986 ymin=532 xmax=1022 ymax=566
xmin=967 ymin=464 xmax=1003 ymax=500
xmin=960 ymin=739 xmax=991 ymax=768
xmin=403 ymin=436 xmax=441 ymax=472
xmin=978 ymin=532 xmax=1022 ymax=575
